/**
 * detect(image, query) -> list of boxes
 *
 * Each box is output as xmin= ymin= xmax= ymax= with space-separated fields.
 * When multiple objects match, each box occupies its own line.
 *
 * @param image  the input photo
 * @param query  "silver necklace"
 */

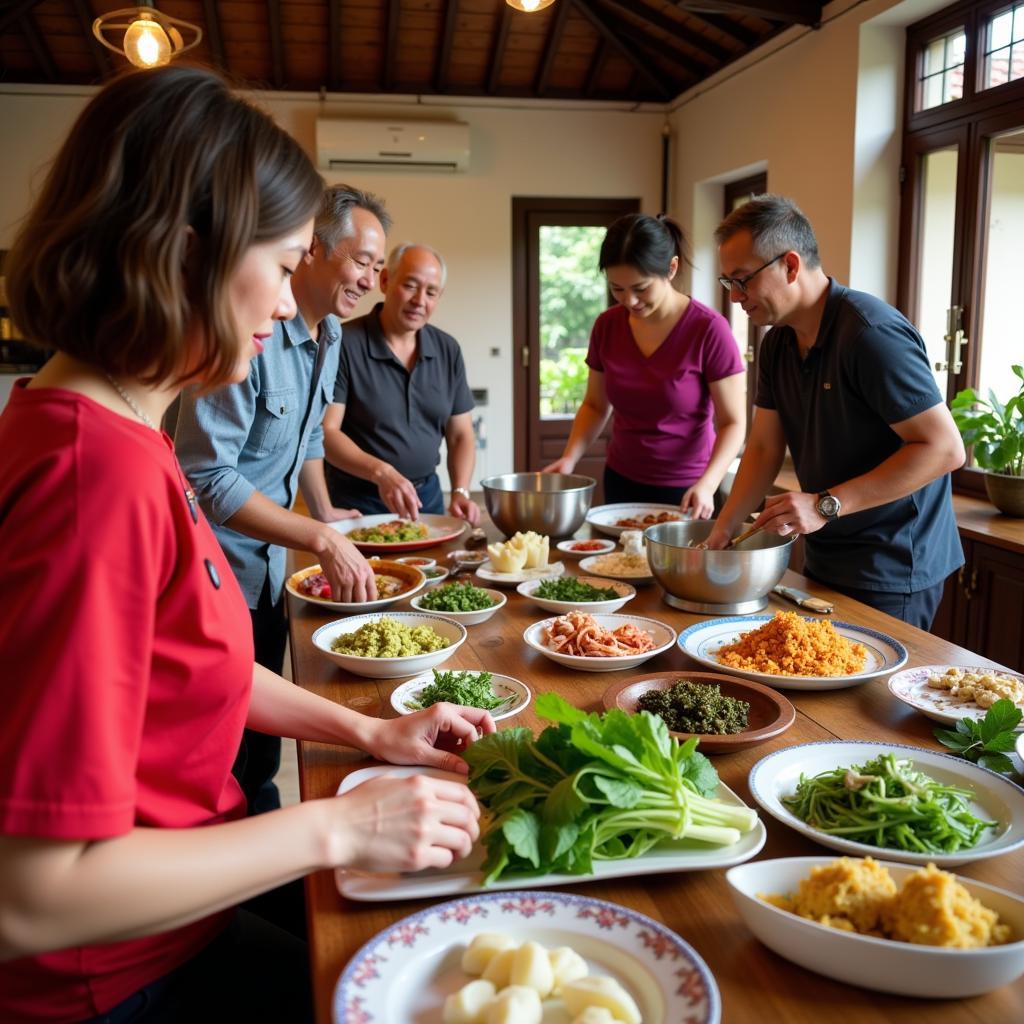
xmin=105 ymin=373 xmax=158 ymax=431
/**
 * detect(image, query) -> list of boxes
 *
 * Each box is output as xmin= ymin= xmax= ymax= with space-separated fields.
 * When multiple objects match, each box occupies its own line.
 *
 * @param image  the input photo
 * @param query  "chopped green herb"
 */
xmin=781 ymin=752 xmax=996 ymax=854
xmin=418 ymin=581 xmax=496 ymax=612
xmin=636 ymin=680 xmax=750 ymax=735
xmin=534 ymin=577 xmax=621 ymax=602
xmin=404 ymin=669 xmax=512 ymax=712
xmin=933 ymin=698 xmax=1022 ymax=775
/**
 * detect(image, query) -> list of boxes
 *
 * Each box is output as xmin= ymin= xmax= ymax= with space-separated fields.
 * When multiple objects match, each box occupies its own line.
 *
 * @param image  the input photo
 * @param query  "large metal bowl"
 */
xmin=645 ymin=519 xmax=794 ymax=614
xmin=480 ymin=472 xmax=596 ymax=538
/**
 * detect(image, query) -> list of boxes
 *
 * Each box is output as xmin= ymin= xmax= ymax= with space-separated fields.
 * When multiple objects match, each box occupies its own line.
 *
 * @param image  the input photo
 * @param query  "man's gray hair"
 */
xmin=714 ymin=194 xmax=821 ymax=270
xmin=314 ymin=184 xmax=391 ymax=251
xmin=387 ymin=242 xmax=448 ymax=289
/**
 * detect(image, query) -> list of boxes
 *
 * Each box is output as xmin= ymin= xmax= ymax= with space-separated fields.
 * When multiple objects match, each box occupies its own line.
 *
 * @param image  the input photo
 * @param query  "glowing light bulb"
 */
xmin=521 ymin=0 xmax=541 ymax=9
xmin=123 ymin=17 xmax=171 ymax=68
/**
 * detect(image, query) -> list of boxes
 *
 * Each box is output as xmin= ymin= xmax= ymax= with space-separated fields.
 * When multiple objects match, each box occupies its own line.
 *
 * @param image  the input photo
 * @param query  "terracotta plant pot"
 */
xmin=983 ymin=471 xmax=1024 ymax=517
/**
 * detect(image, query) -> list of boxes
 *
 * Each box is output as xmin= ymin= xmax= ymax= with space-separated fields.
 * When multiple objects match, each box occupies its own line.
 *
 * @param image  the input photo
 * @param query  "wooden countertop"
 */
xmin=287 ymin=535 xmax=1023 ymax=1024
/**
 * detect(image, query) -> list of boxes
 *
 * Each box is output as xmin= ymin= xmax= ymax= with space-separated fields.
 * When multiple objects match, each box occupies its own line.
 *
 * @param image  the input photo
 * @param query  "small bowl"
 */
xmin=726 ymin=856 xmax=1024 ymax=998
xmin=516 ymin=575 xmax=636 ymax=615
xmin=601 ymin=671 xmax=796 ymax=753
xmin=410 ymin=587 xmax=507 ymax=626
xmin=480 ymin=472 xmax=596 ymax=538
xmin=556 ymin=538 xmax=617 ymax=559
xmin=421 ymin=566 xmax=450 ymax=587
xmin=395 ymin=555 xmax=436 ymax=569
xmin=286 ymin=559 xmax=426 ymax=612
xmin=523 ymin=613 xmax=676 ymax=673
xmin=312 ymin=612 xmax=467 ymax=679
xmin=390 ymin=671 xmax=530 ymax=722
xmin=447 ymin=549 xmax=488 ymax=566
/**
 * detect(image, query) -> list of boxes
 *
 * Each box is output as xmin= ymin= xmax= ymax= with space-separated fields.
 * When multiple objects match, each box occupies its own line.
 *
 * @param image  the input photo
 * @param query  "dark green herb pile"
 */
xmin=534 ymin=577 xmax=621 ymax=602
xmin=636 ymin=680 xmax=750 ymax=735
xmin=418 ymin=581 xmax=496 ymax=612
xmin=404 ymin=669 xmax=512 ymax=712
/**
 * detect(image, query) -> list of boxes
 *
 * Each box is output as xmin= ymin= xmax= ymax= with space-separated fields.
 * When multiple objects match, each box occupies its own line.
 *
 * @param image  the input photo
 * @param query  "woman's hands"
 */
xmin=680 ymin=481 xmax=716 ymax=520
xmin=363 ymin=703 xmax=496 ymax=775
xmin=541 ymin=455 xmax=578 ymax=475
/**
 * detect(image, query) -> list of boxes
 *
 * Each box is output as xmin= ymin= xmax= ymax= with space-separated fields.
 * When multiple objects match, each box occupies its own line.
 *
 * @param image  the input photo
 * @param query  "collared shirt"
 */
xmin=326 ymin=303 xmax=474 ymax=494
xmin=174 ymin=311 xmax=342 ymax=607
xmin=756 ymin=279 xmax=963 ymax=594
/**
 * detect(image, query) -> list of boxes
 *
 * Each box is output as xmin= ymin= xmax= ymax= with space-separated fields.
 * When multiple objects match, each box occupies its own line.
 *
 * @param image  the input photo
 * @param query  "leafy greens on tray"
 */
xmin=463 ymin=692 xmax=758 ymax=884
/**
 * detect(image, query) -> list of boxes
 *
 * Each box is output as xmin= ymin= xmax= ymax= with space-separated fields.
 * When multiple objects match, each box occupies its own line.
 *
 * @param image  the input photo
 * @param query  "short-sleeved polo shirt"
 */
xmin=756 ymin=280 xmax=963 ymax=593
xmin=327 ymin=303 xmax=474 ymax=490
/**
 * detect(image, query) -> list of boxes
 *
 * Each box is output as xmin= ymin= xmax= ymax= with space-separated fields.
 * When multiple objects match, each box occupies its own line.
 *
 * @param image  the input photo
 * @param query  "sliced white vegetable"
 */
xmin=461 ymin=933 xmax=520 ymax=975
xmin=484 ymin=985 xmax=542 ymax=1024
xmin=481 ymin=947 xmax=518 ymax=989
xmin=561 ymin=977 xmax=641 ymax=1024
xmin=549 ymin=947 xmax=589 ymax=994
xmin=443 ymin=979 xmax=497 ymax=1024
xmin=509 ymin=940 xmax=555 ymax=997
xmin=573 ymin=1009 xmax=624 ymax=1024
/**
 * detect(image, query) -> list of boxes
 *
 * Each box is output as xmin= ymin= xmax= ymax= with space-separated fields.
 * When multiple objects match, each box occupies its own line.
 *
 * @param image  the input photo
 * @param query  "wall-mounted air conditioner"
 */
xmin=315 ymin=119 xmax=471 ymax=172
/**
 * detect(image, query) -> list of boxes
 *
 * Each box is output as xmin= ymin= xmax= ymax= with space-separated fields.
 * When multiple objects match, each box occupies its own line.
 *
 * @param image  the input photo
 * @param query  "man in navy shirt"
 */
xmin=707 ymin=195 xmax=964 ymax=629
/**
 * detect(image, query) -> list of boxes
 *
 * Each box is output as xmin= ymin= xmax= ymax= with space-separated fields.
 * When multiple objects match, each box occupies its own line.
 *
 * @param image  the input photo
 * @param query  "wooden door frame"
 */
xmin=511 ymin=196 xmax=640 ymax=472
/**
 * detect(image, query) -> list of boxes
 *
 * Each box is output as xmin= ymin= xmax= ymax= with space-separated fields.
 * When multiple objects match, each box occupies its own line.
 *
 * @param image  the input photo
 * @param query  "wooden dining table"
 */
xmin=286 ymin=532 xmax=1024 ymax=1024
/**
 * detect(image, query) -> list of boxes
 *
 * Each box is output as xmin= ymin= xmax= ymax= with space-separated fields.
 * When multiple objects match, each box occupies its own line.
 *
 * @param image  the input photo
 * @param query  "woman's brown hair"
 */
xmin=5 ymin=64 xmax=323 ymax=388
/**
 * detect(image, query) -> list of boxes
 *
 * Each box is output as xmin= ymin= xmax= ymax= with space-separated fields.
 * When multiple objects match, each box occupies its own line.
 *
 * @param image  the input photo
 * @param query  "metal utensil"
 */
xmin=772 ymin=585 xmax=833 ymax=614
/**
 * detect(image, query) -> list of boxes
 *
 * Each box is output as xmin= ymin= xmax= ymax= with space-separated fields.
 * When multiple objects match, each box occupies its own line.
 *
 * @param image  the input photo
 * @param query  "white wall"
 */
xmin=0 ymin=86 xmax=663 ymax=482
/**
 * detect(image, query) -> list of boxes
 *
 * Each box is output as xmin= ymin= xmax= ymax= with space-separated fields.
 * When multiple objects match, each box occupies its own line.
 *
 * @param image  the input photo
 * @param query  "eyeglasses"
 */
xmin=718 ymin=253 xmax=786 ymax=295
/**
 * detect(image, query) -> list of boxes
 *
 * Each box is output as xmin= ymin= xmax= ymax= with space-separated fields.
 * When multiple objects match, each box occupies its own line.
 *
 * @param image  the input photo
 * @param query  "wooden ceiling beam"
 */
xmin=684 ymin=9 xmax=761 ymax=46
xmin=535 ymin=0 xmax=571 ymax=96
xmin=20 ymin=11 xmax=57 ymax=82
xmin=327 ymin=0 xmax=341 ymax=91
xmin=679 ymin=2 xmax=821 ymax=27
xmin=266 ymin=0 xmax=284 ymax=87
xmin=584 ymin=38 xmax=609 ymax=98
xmin=201 ymin=0 xmax=225 ymax=70
xmin=434 ymin=0 xmax=458 ymax=93
xmin=601 ymin=13 xmax=697 ymax=91
xmin=70 ymin=0 xmax=114 ymax=77
xmin=0 ymin=0 xmax=45 ymax=37
xmin=601 ymin=0 xmax=730 ymax=66
xmin=571 ymin=0 xmax=674 ymax=101
xmin=487 ymin=2 xmax=512 ymax=96
xmin=383 ymin=0 xmax=400 ymax=92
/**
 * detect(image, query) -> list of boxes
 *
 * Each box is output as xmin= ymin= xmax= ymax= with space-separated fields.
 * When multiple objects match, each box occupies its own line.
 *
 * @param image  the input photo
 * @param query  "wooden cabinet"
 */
xmin=932 ymin=537 xmax=1024 ymax=671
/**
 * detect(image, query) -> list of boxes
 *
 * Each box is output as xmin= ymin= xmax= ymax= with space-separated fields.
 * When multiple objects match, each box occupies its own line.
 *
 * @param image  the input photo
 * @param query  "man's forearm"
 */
xmin=717 ymin=444 xmax=785 ymax=532
xmin=225 ymin=490 xmax=328 ymax=553
xmin=298 ymin=459 xmax=337 ymax=520
xmin=323 ymin=430 xmax=389 ymax=484
xmin=447 ymin=432 xmax=476 ymax=492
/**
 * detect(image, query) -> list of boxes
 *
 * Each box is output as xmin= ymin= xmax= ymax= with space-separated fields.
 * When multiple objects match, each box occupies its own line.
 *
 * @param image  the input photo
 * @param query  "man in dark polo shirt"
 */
xmin=323 ymin=242 xmax=481 ymax=525
xmin=706 ymin=195 xmax=965 ymax=629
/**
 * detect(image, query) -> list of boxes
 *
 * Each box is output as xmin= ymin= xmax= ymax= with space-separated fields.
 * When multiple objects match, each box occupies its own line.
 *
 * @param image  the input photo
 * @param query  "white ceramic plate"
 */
xmin=726 ymin=856 xmax=1024 ymax=999
xmin=409 ymin=587 xmax=506 ymax=626
xmin=474 ymin=559 xmax=565 ymax=587
xmin=555 ymin=537 xmax=617 ymax=559
xmin=285 ymin=560 xmax=426 ymax=613
xmin=748 ymin=739 xmax=1024 ymax=866
xmin=676 ymin=615 xmax=909 ymax=691
xmin=333 ymin=886 xmax=721 ymax=1024
xmin=585 ymin=502 xmax=686 ymax=538
xmin=515 ymin=575 xmax=636 ymax=615
xmin=578 ymin=552 xmax=655 ymax=583
xmin=523 ymin=613 xmax=677 ymax=673
xmin=311 ymin=612 xmax=467 ymax=679
xmin=887 ymin=664 xmax=1024 ymax=729
xmin=329 ymin=512 xmax=467 ymax=553
xmin=389 ymin=671 xmax=530 ymax=722
xmin=335 ymin=766 xmax=765 ymax=901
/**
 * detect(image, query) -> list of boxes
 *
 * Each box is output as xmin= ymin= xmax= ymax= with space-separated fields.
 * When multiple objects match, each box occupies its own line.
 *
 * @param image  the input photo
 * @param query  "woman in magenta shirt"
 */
xmin=545 ymin=214 xmax=746 ymax=517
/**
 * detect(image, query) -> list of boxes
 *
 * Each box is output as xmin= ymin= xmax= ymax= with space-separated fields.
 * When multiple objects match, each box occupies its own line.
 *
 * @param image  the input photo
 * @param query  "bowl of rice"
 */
xmin=312 ymin=612 xmax=467 ymax=678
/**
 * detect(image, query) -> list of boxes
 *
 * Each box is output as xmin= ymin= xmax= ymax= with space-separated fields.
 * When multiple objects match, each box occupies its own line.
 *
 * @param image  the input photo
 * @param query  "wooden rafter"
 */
xmin=584 ymin=38 xmax=609 ymax=97
xmin=679 ymin=1 xmax=821 ymax=27
xmin=434 ymin=0 xmax=458 ymax=94
xmin=20 ymin=10 xmax=57 ymax=81
xmin=0 ymin=0 xmax=45 ymax=36
xmin=266 ymin=0 xmax=284 ymax=87
xmin=383 ymin=0 xmax=400 ymax=92
xmin=602 ymin=0 xmax=730 ymax=66
xmin=201 ymin=0 xmax=225 ymax=70
xmin=597 ymin=9 xmax=697 ymax=90
xmin=487 ymin=2 xmax=512 ymax=95
xmin=685 ymin=9 xmax=761 ymax=46
xmin=70 ymin=0 xmax=114 ymax=76
xmin=571 ymin=0 xmax=674 ymax=101
xmin=535 ymin=0 xmax=571 ymax=96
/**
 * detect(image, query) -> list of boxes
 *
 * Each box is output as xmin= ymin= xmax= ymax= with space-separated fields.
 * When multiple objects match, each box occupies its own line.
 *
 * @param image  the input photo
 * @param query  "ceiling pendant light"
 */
xmin=93 ymin=4 xmax=203 ymax=69
xmin=505 ymin=0 xmax=557 ymax=12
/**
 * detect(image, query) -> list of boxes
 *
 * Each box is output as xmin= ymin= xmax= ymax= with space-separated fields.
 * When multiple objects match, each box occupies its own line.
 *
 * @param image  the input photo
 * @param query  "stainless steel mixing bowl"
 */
xmin=645 ymin=518 xmax=795 ymax=614
xmin=480 ymin=472 xmax=596 ymax=538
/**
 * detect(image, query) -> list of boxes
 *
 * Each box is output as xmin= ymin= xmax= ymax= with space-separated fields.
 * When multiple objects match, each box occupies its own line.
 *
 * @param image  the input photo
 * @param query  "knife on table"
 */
xmin=772 ymin=584 xmax=834 ymax=614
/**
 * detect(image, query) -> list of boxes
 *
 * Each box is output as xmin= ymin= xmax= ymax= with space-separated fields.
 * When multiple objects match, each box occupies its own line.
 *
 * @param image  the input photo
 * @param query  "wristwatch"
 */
xmin=816 ymin=490 xmax=841 ymax=521
xmin=452 ymin=486 xmax=471 ymax=500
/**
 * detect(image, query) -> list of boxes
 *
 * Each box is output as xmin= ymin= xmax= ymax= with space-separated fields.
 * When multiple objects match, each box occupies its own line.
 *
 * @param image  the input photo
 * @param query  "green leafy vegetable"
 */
xmin=464 ymin=692 xmax=758 ymax=884
xmin=534 ymin=577 xmax=622 ymax=602
xmin=934 ymin=698 xmax=1023 ymax=775
xmin=636 ymin=680 xmax=750 ymax=735
xmin=404 ymin=669 xmax=512 ymax=712
xmin=781 ymin=752 xmax=996 ymax=854
xmin=417 ymin=581 xmax=497 ymax=612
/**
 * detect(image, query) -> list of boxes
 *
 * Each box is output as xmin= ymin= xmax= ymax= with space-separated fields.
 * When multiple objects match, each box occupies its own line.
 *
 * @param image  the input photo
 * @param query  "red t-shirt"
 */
xmin=586 ymin=300 xmax=744 ymax=488
xmin=0 ymin=383 xmax=254 ymax=1021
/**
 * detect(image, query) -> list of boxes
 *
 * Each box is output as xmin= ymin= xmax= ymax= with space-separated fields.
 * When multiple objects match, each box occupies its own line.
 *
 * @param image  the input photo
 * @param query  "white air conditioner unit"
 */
xmin=315 ymin=119 xmax=470 ymax=172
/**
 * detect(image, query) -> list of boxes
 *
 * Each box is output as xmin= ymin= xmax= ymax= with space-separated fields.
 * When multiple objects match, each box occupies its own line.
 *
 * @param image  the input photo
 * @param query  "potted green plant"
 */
xmin=950 ymin=364 xmax=1024 ymax=517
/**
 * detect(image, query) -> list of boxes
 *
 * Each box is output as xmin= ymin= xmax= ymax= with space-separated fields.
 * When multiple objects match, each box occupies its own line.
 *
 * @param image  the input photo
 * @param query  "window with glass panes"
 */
xmin=982 ymin=4 xmax=1024 ymax=89
xmin=918 ymin=29 xmax=966 ymax=110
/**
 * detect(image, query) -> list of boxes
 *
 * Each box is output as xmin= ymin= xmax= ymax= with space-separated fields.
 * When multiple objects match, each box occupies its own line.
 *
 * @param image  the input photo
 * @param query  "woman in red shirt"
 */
xmin=0 ymin=66 xmax=489 ymax=1023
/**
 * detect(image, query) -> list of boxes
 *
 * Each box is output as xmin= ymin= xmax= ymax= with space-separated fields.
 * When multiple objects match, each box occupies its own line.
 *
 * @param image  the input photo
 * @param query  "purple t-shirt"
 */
xmin=586 ymin=299 xmax=743 ymax=488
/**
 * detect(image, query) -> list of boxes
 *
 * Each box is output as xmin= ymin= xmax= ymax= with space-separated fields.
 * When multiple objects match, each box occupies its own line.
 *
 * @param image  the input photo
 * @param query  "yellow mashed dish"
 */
xmin=761 ymin=857 xmax=1012 ymax=948
xmin=329 ymin=617 xmax=450 ymax=658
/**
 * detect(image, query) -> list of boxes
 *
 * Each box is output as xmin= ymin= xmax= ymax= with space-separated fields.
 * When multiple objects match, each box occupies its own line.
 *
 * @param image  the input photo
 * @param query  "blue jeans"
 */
xmin=332 ymin=471 xmax=445 ymax=516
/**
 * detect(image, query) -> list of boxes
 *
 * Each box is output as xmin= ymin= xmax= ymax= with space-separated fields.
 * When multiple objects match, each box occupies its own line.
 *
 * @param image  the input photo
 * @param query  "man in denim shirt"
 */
xmin=174 ymin=185 xmax=390 ymax=813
